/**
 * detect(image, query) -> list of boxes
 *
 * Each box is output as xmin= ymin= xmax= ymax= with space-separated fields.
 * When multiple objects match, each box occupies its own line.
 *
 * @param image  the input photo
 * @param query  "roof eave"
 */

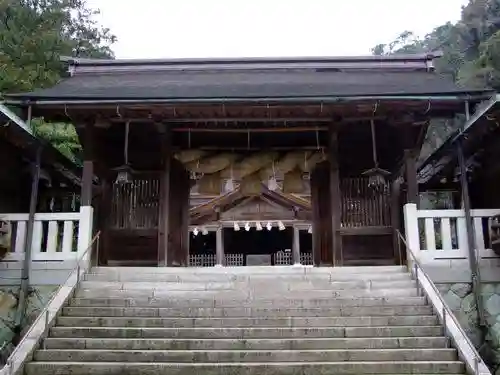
xmin=4 ymin=92 xmax=495 ymax=106
xmin=417 ymin=93 xmax=500 ymax=185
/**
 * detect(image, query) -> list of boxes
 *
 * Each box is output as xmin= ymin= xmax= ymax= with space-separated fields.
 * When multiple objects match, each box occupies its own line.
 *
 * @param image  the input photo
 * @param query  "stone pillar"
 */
xmin=292 ymin=226 xmax=301 ymax=266
xmin=216 ymin=226 xmax=225 ymax=266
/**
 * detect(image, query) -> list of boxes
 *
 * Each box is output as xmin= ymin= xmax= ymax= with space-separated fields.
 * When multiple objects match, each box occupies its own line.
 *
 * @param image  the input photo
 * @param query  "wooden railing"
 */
xmin=0 ymin=209 xmax=91 ymax=262
xmin=403 ymin=204 xmax=500 ymax=264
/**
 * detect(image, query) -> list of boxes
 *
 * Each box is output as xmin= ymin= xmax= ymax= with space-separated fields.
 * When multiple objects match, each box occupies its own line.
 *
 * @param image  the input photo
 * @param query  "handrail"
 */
xmin=3 ymin=231 xmax=100 ymax=374
xmin=396 ymin=229 xmax=490 ymax=375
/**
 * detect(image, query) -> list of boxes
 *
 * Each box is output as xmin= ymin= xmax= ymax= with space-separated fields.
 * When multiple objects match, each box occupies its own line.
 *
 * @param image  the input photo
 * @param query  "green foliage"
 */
xmin=31 ymin=119 xmax=82 ymax=164
xmin=372 ymin=0 xmax=500 ymax=160
xmin=372 ymin=0 xmax=500 ymax=88
xmin=0 ymin=0 xmax=116 ymax=163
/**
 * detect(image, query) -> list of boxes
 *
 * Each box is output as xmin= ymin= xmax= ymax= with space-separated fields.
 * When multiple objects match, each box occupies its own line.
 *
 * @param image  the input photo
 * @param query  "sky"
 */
xmin=86 ymin=0 xmax=469 ymax=59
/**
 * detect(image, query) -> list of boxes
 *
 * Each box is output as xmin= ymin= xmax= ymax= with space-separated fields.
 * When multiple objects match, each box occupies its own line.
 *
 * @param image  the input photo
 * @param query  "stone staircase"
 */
xmin=25 ymin=265 xmax=466 ymax=375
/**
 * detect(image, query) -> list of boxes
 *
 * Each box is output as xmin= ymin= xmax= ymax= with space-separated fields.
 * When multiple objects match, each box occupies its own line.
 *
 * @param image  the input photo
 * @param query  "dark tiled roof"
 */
xmin=9 ymin=70 xmax=486 ymax=101
xmin=6 ymin=55 xmax=491 ymax=102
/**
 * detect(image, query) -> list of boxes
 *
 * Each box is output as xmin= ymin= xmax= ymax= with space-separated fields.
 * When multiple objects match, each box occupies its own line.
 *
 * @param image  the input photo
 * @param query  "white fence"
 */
xmin=0 ymin=207 xmax=94 ymax=285
xmin=404 ymin=203 xmax=500 ymax=265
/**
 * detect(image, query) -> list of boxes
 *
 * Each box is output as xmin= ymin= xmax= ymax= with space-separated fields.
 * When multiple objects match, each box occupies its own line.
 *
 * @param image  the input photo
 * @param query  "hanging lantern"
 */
xmin=193 ymin=227 xmax=199 ymax=236
xmin=266 ymin=221 xmax=272 ymax=231
xmin=308 ymin=225 xmax=313 ymax=234
xmin=278 ymin=221 xmax=286 ymax=231
xmin=115 ymin=165 xmax=133 ymax=184
xmin=201 ymin=227 xmax=208 ymax=235
xmin=255 ymin=222 xmax=263 ymax=231
xmin=224 ymin=164 xmax=236 ymax=192
xmin=114 ymin=121 xmax=134 ymax=184
xmin=268 ymin=176 xmax=279 ymax=191
xmin=244 ymin=222 xmax=251 ymax=231
xmin=233 ymin=222 xmax=240 ymax=231
xmin=362 ymin=120 xmax=390 ymax=188
xmin=363 ymin=169 xmax=390 ymax=188
xmin=268 ymin=161 xmax=279 ymax=191
xmin=224 ymin=179 xmax=235 ymax=193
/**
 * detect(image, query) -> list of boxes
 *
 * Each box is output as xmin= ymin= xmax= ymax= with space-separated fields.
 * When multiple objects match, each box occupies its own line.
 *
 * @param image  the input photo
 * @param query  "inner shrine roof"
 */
xmin=190 ymin=184 xmax=311 ymax=224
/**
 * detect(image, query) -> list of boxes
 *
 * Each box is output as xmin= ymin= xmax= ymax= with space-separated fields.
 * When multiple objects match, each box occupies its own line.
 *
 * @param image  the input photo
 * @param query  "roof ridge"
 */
xmin=62 ymin=53 xmax=441 ymax=66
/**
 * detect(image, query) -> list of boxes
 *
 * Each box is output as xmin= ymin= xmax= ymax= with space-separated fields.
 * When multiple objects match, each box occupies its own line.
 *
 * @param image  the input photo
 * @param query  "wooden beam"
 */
xmin=339 ymin=226 xmax=393 ymax=236
xmin=172 ymin=127 xmax=328 ymax=133
xmin=329 ymin=127 xmax=342 ymax=266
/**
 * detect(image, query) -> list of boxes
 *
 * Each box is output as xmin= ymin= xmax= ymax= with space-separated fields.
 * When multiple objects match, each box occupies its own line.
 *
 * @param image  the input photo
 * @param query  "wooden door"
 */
xmin=105 ymin=173 xmax=160 ymax=265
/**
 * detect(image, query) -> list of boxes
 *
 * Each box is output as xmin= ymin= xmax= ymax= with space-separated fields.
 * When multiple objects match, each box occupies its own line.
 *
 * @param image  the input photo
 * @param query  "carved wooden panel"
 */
xmin=220 ymin=197 xmax=294 ymax=221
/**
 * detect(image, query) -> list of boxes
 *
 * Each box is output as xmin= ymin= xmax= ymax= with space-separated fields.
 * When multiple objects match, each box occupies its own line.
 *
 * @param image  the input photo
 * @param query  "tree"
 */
xmin=32 ymin=119 xmax=82 ymax=164
xmin=0 ymin=0 xmax=116 ymax=94
xmin=372 ymin=31 xmax=426 ymax=56
xmin=371 ymin=0 xmax=500 ymax=160
xmin=0 ymin=0 xmax=116 ymax=160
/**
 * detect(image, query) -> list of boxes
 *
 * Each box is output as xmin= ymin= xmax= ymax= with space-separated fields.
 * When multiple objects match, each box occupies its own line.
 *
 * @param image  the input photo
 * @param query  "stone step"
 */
xmin=81 ymin=275 xmax=416 ymax=291
xmin=74 ymin=287 xmax=420 ymax=299
xmin=24 ymin=361 xmax=465 ymax=375
xmin=90 ymin=265 xmax=407 ymax=275
xmin=83 ymin=272 xmax=412 ymax=283
xmin=78 ymin=279 xmax=415 ymax=290
xmin=43 ymin=337 xmax=450 ymax=350
xmin=34 ymin=348 xmax=458 ymax=362
xmin=62 ymin=305 xmax=435 ymax=318
xmin=56 ymin=315 xmax=439 ymax=328
xmin=68 ymin=296 xmax=427 ymax=308
xmin=49 ymin=326 xmax=444 ymax=339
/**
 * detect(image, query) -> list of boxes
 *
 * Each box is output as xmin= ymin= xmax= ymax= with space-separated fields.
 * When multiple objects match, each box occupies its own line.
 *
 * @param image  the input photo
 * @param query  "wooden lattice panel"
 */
xmin=274 ymin=251 xmax=292 ymax=265
xmin=225 ymin=254 xmax=244 ymax=266
xmin=189 ymin=254 xmax=216 ymax=267
xmin=300 ymin=253 xmax=313 ymax=265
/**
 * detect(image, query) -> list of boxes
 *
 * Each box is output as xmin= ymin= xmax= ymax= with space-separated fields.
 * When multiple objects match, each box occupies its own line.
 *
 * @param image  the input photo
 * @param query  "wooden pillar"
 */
xmin=158 ymin=129 xmax=172 ymax=267
xmin=167 ymin=161 xmax=190 ymax=267
xmin=390 ymin=178 xmax=402 ymax=265
xmin=216 ymin=226 xmax=225 ymax=266
xmin=81 ymin=124 xmax=94 ymax=207
xmin=404 ymin=150 xmax=418 ymax=205
xmin=310 ymin=169 xmax=321 ymax=266
xmin=180 ymin=176 xmax=190 ymax=267
xmin=78 ymin=123 xmax=95 ymax=255
xmin=97 ymin=176 xmax=111 ymax=266
xmin=329 ymin=128 xmax=342 ymax=266
xmin=292 ymin=226 xmax=301 ymax=265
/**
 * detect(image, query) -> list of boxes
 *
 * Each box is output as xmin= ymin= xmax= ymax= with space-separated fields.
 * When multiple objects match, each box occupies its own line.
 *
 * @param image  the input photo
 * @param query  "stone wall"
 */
xmin=438 ymin=282 xmax=500 ymax=374
xmin=0 ymin=286 xmax=57 ymax=362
